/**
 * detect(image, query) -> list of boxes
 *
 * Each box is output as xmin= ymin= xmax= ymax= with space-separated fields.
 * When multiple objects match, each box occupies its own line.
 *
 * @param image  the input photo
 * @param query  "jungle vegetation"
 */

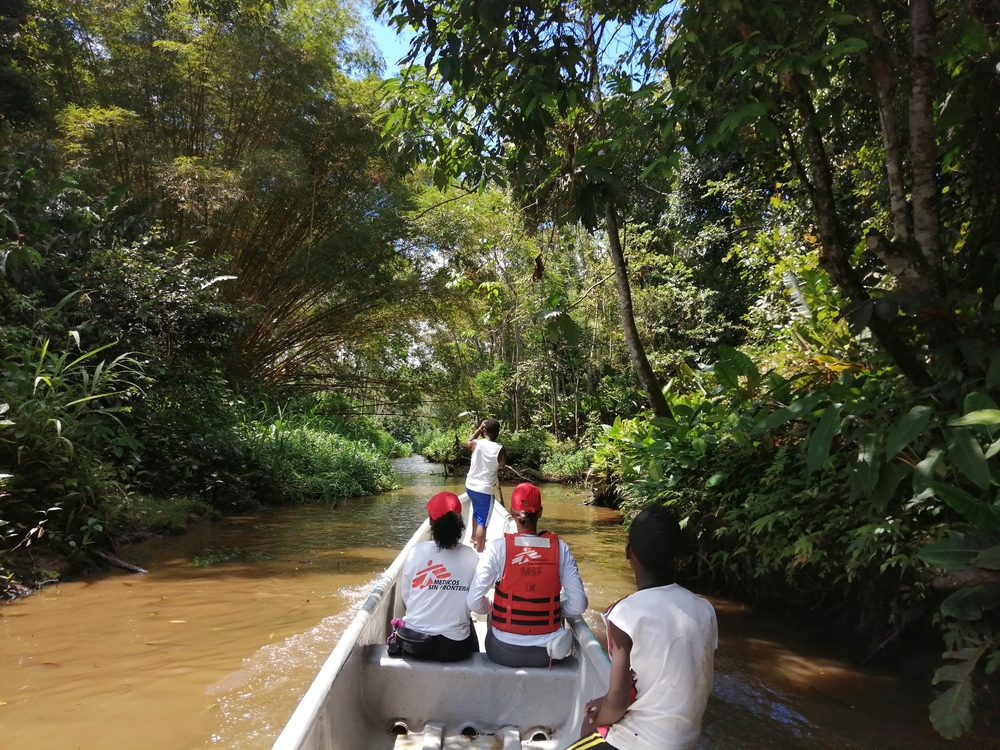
xmin=2 ymin=0 xmax=999 ymax=738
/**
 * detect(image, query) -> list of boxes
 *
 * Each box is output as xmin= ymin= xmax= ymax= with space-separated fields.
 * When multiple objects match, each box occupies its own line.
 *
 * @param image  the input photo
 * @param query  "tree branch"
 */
xmin=410 ymin=186 xmax=476 ymax=221
xmin=933 ymin=568 xmax=1000 ymax=591
xmin=567 ymin=272 xmax=614 ymax=310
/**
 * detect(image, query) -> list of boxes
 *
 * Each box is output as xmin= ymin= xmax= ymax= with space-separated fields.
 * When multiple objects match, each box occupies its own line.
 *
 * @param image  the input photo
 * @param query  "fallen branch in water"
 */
xmin=90 ymin=549 xmax=148 ymax=574
xmin=502 ymin=465 xmax=562 ymax=483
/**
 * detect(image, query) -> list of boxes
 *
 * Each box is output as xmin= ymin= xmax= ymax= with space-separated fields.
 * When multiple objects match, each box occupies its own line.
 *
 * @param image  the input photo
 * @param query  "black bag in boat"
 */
xmin=387 ymin=625 xmax=434 ymax=658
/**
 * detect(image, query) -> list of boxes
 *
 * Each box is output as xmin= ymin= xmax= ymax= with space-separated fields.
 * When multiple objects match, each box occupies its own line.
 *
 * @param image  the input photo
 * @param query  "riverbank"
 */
xmin=0 ymin=416 xmax=409 ymax=601
xmin=0 ymin=496 xmax=217 ymax=601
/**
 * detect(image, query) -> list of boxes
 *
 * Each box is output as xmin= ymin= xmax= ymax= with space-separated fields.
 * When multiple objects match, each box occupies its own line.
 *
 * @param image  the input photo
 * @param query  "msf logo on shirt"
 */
xmin=412 ymin=560 xmax=450 ymax=589
xmin=511 ymin=547 xmax=544 ymax=565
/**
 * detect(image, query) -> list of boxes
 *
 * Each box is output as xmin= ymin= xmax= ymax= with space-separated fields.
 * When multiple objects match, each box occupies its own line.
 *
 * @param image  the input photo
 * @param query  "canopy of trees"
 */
xmin=3 ymin=0 xmax=999 ymax=739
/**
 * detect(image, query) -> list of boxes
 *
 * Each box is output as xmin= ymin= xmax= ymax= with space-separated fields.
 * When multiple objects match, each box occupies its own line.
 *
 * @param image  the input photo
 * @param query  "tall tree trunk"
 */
xmin=551 ymin=369 xmax=559 ymax=437
xmin=864 ymin=2 xmax=942 ymax=298
xmin=574 ymin=371 xmax=580 ymax=439
xmin=514 ymin=321 xmax=522 ymax=431
xmin=783 ymin=73 xmax=933 ymax=387
xmin=868 ymin=0 xmax=912 ymax=243
xmin=908 ymin=0 xmax=941 ymax=267
xmin=581 ymin=15 xmax=670 ymax=418
xmin=605 ymin=204 xmax=673 ymax=417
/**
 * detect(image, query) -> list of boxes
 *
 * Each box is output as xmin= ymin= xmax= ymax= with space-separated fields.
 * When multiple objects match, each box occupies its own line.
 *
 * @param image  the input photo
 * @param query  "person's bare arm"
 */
xmin=581 ymin=621 xmax=633 ymax=734
xmin=467 ymin=540 xmax=501 ymax=615
xmin=497 ymin=446 xmax=506 ymax=468
xmin=464 ymin=420 xmax=486 ymax=451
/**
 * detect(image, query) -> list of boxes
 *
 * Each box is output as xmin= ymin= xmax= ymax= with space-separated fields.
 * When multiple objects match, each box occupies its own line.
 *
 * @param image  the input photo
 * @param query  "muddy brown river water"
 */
xmin=1 ymin=456 xmax=995 ymax=749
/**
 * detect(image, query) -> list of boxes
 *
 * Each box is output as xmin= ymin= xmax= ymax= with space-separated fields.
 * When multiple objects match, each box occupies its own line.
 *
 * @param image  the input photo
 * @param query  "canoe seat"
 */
xmin=363 ymin=645 xmax=575 ymax=743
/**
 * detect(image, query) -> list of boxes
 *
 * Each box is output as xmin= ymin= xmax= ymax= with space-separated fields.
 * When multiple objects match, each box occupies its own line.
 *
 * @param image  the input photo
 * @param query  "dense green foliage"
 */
xmin=3 ymin=0 xmax=1000 ymax=738
xmin=378 ymin=0 xmax=1000 ymax=737
xmin=0 ymin=155 xmax=405 ymax=585
xmin=0 ymin=0 xmax=419 ymax=591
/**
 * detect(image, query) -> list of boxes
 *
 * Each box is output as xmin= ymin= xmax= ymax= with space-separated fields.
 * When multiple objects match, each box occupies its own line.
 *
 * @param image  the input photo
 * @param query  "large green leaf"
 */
xmin=918 ymin=534 xmax=991 ymax=572
xmin=913 ymin=447 xmax=944 ymax=493
xmin=987 ymin=356 xmax=1000 ymax=389
xmin=963 ymin=392 xmax=998 ymax=415
xmin=929 ymin=645 xmax=989 ymax=739
xmin=751 ymin=392 xmax=825 ymax=435
xmin=823 ymin=37 xmax=868 ymax=60
xmin=940 ymin=585 xmax=1000 ymax=620
xmin=537 ymin=309 xmax=583 ymax=346
xmin=948 ymin=409 xmax=1000 ymax=428
xmin=716 ymin=346 xmax=760 ymax=385
xmin=986 ymin=438 xmax=1000 ymax=460
xmin=712 ymin=346 xmax=760 ymax=392
xmin=961 ymin=394 xmax=1000 ymax=439
xmin=885 ymin=405 xmax=933 ymax=457
xmin=926 ymin=481 xmax=1000 ymax=531
xmin=973 ymin=545 xmax=1000 ymax=570
xmin=929 ymin=680 xmax=974 ymax=739
xmin=806 ymin=403 xmax=842 ymax=473
xmin=946 ymin=428 xmax=992 ymax=489
xmin=870 ymin=461 xmax=908 ymax=513
xmin=650 ymin=417 xmax=679 ymax=432
xmin=854 ymin=430 xmax=880 ymax=498
xmin=705 ymin=471 xmax=728 ymax=488
xmin=647 ymin=459 xmax=663 ymax=481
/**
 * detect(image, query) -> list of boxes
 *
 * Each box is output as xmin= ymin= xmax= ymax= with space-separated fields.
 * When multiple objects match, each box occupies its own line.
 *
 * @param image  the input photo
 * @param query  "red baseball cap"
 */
xmin=510 ymin=483 xmax=542 ymax=513
xmin=427 ymin=491 xmax=462 ymax=521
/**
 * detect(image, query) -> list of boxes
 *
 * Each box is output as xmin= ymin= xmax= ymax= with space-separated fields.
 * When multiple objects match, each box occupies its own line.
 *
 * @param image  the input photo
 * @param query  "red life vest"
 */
xmin=491 ymin=531 xmax=562 ymax=636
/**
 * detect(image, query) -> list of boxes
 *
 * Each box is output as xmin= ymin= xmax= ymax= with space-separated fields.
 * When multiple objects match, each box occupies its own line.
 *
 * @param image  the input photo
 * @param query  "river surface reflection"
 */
xmin=0 ymin=455 xmax=993 ymax=749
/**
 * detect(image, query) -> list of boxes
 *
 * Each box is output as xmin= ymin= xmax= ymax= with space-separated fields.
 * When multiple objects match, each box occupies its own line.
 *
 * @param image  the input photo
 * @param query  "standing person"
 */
xmin=464 ymin=418 xmax=506 ymax=553
xmin=569 ymin=505 xmax=717 ymax=750
xmin=467 ymin=482 xmax=588 ymax=668
xmin=393 ymin=492 xmax=480 ymax=662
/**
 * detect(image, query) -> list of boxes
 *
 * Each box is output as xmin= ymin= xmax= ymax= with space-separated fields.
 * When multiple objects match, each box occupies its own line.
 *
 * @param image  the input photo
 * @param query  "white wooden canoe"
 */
xmin=271 ymin=493 xmax=610 ymax=750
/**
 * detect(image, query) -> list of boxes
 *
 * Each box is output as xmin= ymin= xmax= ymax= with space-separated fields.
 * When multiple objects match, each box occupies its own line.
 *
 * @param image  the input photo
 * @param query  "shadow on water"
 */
xmin=125 ymin=456 xmax=465 ymax=580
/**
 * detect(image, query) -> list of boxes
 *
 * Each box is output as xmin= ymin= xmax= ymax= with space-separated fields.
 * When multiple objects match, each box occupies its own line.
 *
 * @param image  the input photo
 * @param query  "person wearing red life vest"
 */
xmin=467 ymin=482 xmax=588 ymax=668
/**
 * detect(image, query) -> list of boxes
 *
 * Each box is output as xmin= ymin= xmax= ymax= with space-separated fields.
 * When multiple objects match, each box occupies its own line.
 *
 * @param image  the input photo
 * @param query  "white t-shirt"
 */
xmin=401 ymin=541 xmax=479 ymax=641
xmin=465 ymin=438 xmax=503 ymax=494
xmin=605 ymin=585 xmax=717 ymax=750
xmin=467 ymin=534 xmax=588 ymax=647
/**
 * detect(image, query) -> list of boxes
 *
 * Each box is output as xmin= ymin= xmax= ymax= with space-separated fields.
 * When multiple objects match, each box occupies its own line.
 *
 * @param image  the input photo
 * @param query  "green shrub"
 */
xmin=320 ymin=416 xmax=410 ymax=457
xmin=255 ymin=400 xmax=412 ymax=459
xmin=503 ymin=428 xmax=557 ymax=468
xmin=114 ymin=495 xmax=216 ymax=535
xmin=415 ymin=427 xmax=466 ymax=464
xmin=0 ymin=332 xmax=145 ymax=556
xmin=250 ymin=425 xmax=397 ymax=503
xmin=541 ymin=446 xmax=594 ymax=481
xmin=379 ymin=415 xmax=420 ymax=446
xmin=592 ymin=346 xmax=1000 ymax=739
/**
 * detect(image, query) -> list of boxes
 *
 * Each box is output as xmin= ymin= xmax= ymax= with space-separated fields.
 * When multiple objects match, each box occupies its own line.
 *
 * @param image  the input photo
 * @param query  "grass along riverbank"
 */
xmin=1 ymin=407 xmax=408 ymax=600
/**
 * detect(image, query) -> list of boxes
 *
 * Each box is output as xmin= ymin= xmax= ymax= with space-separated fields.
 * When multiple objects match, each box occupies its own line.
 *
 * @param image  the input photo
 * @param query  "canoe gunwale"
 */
xmin=270 ymin=515 xmax=431 ymax=750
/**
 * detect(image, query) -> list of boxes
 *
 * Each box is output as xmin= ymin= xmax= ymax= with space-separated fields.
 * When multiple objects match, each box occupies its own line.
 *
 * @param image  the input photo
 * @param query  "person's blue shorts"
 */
xmin=465 ymin=488 xmax=493 ymax=527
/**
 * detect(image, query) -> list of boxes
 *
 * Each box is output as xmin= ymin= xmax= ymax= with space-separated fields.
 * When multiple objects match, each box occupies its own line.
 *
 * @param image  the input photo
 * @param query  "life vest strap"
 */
xmin=494 ymin=588 xmax=558 ymax=605
xmin=509 ymin=606 xmax=561 ymax=617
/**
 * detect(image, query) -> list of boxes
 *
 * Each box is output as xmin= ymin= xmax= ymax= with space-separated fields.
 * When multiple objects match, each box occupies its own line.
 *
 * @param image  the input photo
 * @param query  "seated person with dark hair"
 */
xmin=467 ymin=482 xmax=587 ymax=668
xmin=569 ymin=504 xmax=717 ymax=750
xmin=393 ymin=492 xmax=479 ymax=662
